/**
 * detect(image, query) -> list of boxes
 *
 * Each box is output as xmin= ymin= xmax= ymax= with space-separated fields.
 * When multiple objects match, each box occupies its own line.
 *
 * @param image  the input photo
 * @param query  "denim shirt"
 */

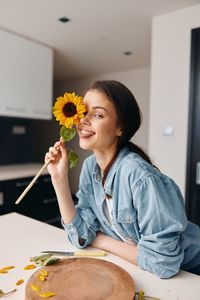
xmin=62 ymin=147 xmax=200 ymax=278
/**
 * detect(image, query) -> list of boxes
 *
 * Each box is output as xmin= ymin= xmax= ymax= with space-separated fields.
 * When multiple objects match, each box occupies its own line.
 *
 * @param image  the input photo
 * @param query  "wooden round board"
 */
xmin=25 ymin=257 xmax=135 ymax=300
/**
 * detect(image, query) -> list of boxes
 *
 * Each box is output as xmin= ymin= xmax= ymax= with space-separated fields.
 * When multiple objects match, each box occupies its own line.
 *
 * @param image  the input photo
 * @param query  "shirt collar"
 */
xmin=92 ymin=147 xmax=130 ymax=196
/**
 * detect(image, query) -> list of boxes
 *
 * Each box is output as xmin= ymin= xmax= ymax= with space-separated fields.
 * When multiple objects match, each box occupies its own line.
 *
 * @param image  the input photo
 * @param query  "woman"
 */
xmin=45 ymin=80 xmax=200 ymax=279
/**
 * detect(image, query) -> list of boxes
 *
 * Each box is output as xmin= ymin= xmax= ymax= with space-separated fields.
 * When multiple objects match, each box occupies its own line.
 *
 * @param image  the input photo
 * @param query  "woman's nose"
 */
xmin=80 ymin=114 xmax=90 ymax=125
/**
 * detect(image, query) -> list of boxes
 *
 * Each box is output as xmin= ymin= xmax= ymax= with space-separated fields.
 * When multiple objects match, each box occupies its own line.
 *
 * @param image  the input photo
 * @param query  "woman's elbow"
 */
xmin=152 ymin=256 xmax=182 ymax=279
xmin=156 ymin=266 xmax=179 ymax=279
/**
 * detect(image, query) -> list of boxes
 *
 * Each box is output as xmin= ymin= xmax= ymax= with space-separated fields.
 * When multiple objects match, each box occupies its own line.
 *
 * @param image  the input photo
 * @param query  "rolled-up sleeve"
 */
xmin=62 ymin=159 xmax=100 ymax=248
xmin=133 ymin=174 xmax=188 ymax=278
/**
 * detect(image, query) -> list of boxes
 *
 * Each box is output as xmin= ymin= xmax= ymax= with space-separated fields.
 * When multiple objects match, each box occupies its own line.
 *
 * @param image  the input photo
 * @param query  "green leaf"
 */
xmin=30 ymin=254 xmax=60 ymax=266
xmin=60 ymin=126 xmax=76 ymax=142
xmin=30 ymin=254 xmax=53 ymax=265
xmin=68 ymin=150 xmax=79 ymax=169
xmin=43 ymin=257 xmax=60 ymax=266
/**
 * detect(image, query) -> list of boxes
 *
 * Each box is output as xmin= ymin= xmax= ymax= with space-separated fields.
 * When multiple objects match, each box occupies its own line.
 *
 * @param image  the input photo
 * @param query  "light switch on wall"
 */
xmin=163 ymin=125 xmax=174 ymax=136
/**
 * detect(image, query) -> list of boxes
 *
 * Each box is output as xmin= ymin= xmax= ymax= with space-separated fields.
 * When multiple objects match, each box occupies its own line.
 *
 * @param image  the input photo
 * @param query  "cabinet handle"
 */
xmin=6 ymin=106 xmax=26 ymax=113
xmin=16 ymin=181 xmax=31 ymax=187
xmin=0 ymin=192 xmax=4 ymax=206
xmin=33 ymin=109 xmax=49 ymax=115
xmin=44 ymin=216 xmax=61 ymax=224
xmin=42 ymin=177 xmax=51 ymax=183
xmin=16 ymin=180 xmax=38 ymax=187
xmin=43 ymin=197 xmax=57 ymax=204
xmin=196 ymin=162 xmax=200 ymax=185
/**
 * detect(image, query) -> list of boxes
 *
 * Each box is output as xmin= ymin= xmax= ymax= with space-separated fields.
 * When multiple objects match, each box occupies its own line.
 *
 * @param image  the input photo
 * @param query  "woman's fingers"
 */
xmin=54 ymin=140 xmax=62 ymax=149
xmin=45 ymin=140 xmax=67 ymax=164
xmin=54 ymin=139 xmax=67 ymax=159
xmin=44 ymin=153 xmax=50 ymax=162
xmin=45 ymin=145 xmax=60 ymax=163
xmin=49 ymin=146 xmax=59 ymax=155
xmin=45 ymin=151 xmax=56 ymax=162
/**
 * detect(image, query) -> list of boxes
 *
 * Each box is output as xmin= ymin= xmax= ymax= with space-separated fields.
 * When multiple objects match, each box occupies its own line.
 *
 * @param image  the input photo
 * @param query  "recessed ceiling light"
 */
xmin=124 ymin=51 xmax=132 ymax=56
xmin=58 ymin=16 xmax=70 ymax=23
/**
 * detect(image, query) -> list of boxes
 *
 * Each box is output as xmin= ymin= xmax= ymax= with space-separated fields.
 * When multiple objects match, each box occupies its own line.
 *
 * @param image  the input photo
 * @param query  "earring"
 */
xmin=117 ymin=129 xmax=122 ymax=136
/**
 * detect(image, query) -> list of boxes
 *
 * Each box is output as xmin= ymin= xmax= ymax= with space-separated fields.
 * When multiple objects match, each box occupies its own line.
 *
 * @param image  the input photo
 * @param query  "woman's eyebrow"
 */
xmin=92 ymin=106 xmax=108 ymax=112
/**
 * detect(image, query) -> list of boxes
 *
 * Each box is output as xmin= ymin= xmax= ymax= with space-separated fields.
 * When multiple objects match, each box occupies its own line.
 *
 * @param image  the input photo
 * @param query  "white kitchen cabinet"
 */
xmin=0 ymin=28 xmax=53 ymax=119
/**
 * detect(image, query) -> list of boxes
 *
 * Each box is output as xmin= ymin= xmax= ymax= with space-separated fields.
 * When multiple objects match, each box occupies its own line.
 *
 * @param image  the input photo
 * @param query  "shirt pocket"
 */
xmin=117 ymin=207 xmax=140 ymax=242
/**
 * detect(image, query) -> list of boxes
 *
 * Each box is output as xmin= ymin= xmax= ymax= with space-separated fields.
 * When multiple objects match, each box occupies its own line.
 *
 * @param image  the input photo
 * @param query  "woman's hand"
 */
xmin=45 ymin=139 xmax=68 ymax=181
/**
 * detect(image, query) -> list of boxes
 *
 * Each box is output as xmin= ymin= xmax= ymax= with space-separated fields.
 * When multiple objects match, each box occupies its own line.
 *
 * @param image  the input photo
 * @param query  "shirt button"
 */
xmin=105 ymin=221 xmax=110 ymax=227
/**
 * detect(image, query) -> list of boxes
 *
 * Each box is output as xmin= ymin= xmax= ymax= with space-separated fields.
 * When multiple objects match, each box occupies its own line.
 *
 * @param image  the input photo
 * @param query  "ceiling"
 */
xmin=0 ymin=0 xmax=200 ymax=81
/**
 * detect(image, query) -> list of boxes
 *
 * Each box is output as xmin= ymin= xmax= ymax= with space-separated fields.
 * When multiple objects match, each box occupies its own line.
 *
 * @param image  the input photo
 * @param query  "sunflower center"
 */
xmin=63 ymin=102 xmax=77 ymax=117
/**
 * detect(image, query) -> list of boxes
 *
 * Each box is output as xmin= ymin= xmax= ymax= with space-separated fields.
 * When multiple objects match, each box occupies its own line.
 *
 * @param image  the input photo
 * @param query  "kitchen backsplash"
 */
xmin=0 ymin=117 xmax=36 ymax=165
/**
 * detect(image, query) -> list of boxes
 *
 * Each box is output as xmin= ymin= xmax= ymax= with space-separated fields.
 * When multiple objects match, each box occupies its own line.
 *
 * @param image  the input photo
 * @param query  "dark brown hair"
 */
xmin=86 ymin=80 xmax=153 ymax=184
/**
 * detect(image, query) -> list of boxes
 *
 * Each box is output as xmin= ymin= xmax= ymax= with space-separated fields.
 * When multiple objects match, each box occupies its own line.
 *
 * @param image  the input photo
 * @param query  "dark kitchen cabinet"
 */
xmin=0 ymin=174 xmax=62 ymax=228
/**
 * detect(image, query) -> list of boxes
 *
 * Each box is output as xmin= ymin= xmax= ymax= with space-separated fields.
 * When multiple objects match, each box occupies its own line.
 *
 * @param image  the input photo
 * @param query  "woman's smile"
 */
xmin=78 ymin=128 xmax=95 ymax=138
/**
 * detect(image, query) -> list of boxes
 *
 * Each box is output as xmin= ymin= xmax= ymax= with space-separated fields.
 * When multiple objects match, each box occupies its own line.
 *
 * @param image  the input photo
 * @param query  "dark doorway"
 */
xmin=185 ymin=27 xmax=200 ymax=226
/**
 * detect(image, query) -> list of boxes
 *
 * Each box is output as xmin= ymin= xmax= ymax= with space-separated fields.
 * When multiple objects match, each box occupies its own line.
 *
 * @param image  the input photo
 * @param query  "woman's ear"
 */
xmin=117 ymin=128 xmax=123 ymax=136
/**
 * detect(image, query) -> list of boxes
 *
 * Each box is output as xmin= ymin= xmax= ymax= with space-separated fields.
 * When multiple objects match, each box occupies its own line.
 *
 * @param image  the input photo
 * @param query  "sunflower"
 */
xmin=53 ymin=92 xmax=86 ymax=128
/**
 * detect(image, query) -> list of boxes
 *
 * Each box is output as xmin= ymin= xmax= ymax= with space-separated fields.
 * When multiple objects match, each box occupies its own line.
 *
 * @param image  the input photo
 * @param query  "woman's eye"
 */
xmin=93 ymin=113 xmax=103 ymax=118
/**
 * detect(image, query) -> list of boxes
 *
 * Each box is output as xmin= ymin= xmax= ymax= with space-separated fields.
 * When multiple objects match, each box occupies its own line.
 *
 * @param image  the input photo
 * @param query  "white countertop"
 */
xmin=0 ymin=212 xmax=199 ymax=300
xmin=0 ymin=163 xmax=49 ymax=181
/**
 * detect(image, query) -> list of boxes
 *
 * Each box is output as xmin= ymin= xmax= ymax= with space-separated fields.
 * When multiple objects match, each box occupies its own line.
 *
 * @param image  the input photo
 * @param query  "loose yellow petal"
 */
xmin=16 ymin=278 xmax=24 ymax=286
xmin=0 ymin=269 xmax=8 ymax=274
xmin=39 ymin=291 xmax=56 ymax=298
xmin=23 ymin=264 xmax=36 ymax=270
xmin=39 ymin=269 xmax=48 ymax=277
xmin=38 ymin=274 xmax=46 ymax=281
xmin=2 ymin=266 xmax=15 ymax=271
xmin=31 ymin=283 xmax=41 ymax=291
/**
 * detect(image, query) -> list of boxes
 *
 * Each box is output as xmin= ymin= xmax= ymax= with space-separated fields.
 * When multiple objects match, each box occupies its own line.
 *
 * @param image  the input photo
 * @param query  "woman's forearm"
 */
xmin=52 ymin=176 xmax=76 ymax=224
xmin=91 ymin=232 xmax=138 ymax=265
xmin=45 ymin=140 xmax=76 ymax=224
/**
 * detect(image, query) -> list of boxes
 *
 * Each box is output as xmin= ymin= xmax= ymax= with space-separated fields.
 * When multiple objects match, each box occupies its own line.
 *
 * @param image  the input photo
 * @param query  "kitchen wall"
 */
xmin=54 ymin=67 xmax=150 ymax=194
xmin=149 ymin=4 xmax=200 ymax=196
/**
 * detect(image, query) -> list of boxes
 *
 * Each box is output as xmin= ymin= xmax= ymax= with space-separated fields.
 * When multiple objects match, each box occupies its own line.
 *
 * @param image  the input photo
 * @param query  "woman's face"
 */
xmin=77 ymin=90 xmax=122 ymax=155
